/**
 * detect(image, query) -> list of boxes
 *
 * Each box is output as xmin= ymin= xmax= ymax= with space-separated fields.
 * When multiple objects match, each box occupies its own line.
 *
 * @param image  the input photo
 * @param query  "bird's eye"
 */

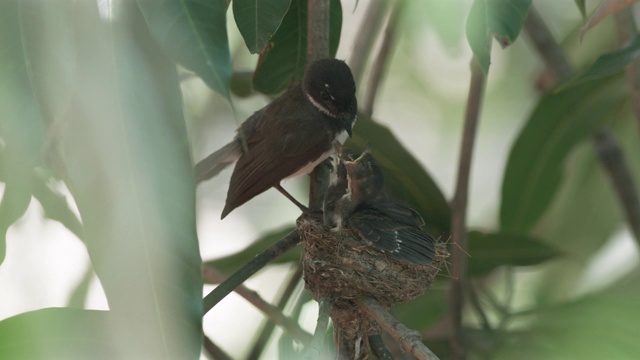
xmin=320 ymin=91 xmax=331 ymax=101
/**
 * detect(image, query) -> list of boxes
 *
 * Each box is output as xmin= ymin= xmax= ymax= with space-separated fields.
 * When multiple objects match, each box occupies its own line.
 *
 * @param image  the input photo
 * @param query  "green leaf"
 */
xmin=0 ymin=0 xmax=75 ymax=265
xmin=233 ymin=0 xmax=292 ymax=53
xmin=500 ymin=76 xmax=627 ymax=234
xmin=0 ymin=308 xmax=118 ymax=359
xmin=566 ymin=33 xmax=640 ymax=87
xmin=203 ymin=226 xmax=300 ymax=276
xmin=574 ymin=0 xmax=587 ymax=19
xmin=468 ymin=231 xmax=561 ymax=275
xmin=349 ymin=114 xmax=451 ymax=235
xmin=62 ymin=1 xmax=202 ymax=357
xmin=465 ymin=0 xmax=532 ymax=73
xmin=138 ymin=0 xmax=232 ymax=99
xmin=393 ymin=280 xmax=448 ymax=330
xmin=494 ymin=295 xmax=640 ymax=359
xmin=252 ymin=0 xmax=342 ymax=94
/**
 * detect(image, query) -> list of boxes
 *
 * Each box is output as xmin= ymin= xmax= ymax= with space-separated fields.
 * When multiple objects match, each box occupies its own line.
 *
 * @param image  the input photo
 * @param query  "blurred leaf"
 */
xmin=32 ymin=170 xmax=83 ymax=240
xmin=349 ymin=114 xmax=451 ymax=235
xmin=393 ymin=280 xmax=448 ymax=330
xmin=500 ymin=76 xmax=627 ymax=234
xmin=468 ymin=231 xmax=561 ymax=275
xmin=67 ymin=266 xmax=95 ymax=308
xmin=0 ymin=308 xmax=118 ymax=359
xmin=494 ymin=295 xmax=640 ymax=359
xmin=424 ymin=0 xmax=465 ymax=53
xmin=62 ymin=1 xmax=202 ymax=357
xmin=253 ymin=0 xmax=342 ymax=94
xmin=233 ymin=0 xmax=292 ymax=53
xmin=580 ymin=0 xmax=640 ymax=39
xmin=203 ymin=226 xmax=300 ymax=276
xmin=138 ymin=0 xmax=232 ymax=100
xmin=565 ymin=33 xmax=640 ymax=87
xmin=465 ymin=0 xmax=532 ymax=73
xmin=533 ymin=113 xmax=639 ymax=301
xmin=575 ymin=0 xmax=587 ymax=19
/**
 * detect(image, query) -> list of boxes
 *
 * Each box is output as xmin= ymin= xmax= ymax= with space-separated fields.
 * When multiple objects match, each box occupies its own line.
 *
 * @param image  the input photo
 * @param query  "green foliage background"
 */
xmin=1 ymin=0 xmax=640 ymax=359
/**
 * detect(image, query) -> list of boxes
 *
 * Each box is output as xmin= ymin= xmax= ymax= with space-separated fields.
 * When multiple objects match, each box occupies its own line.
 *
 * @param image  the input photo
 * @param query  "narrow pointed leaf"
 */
xmin=468 ymin=231 xmax=561 ymax=275
xmin=253 ymin=0 xmax=342 ymax=94
xmin=580 ymin=0 xmax=640 ymax=39
xmin=575 ymin=0 xmax=587 ymax=19
xmin=500 ymin=76 xmax=627 ymax=234
xmin=466 ymin=0 xmax=532 ymax=73
xmin=138 ymin=0 xmax=232 ymax=99
xmin=233 ymin=0 xmax=292 ymax=53
xmin=62 ymin=1 xmax=202 ymax=357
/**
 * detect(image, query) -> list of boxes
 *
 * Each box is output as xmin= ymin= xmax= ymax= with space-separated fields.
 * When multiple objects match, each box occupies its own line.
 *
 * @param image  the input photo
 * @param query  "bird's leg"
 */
xmin=274 ymin=184 xmax=312 ymax=213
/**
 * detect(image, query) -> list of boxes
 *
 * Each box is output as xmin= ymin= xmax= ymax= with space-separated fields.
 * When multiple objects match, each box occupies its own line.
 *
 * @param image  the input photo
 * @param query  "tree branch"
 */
xmin=202 ymin=266 xmax=311 ymax=343
xmin=362 ymin=0 xmax=406 ymax=118
xmin=303 ymin=298 xmax=331 ymax=359
xmin=358 ymin=297 xmax=440 ymax=360
xmin=448 ymin=57 xmax=487 ymax=360
xmin=348 ymin=0 xmax=388 ymax=85
xmin=614 ymin=9 xmax=640 ymax=136
xmin=203 ymin=335 xmax=233 ymax=360
xmin=592 ymin=127 xmax=640 ymax=245
xmin=202 ymin=230 xmax=301 ymax=313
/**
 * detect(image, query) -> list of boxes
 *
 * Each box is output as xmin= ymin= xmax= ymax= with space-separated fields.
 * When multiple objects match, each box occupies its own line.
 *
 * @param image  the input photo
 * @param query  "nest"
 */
xmin=298 ymin=214 xmax=448 ymax=308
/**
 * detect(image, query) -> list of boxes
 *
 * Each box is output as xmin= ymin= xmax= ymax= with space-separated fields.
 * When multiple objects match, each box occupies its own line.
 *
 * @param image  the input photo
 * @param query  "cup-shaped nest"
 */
xmin=297 ymin=214 xmax=448 ymax=308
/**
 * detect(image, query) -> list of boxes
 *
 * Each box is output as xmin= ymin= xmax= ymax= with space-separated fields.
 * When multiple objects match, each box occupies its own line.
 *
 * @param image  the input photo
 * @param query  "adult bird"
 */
xmin=323 ymin=149 xmax=436 ymax=264
xmin=195 ymin=59 xmax=357 ymax=219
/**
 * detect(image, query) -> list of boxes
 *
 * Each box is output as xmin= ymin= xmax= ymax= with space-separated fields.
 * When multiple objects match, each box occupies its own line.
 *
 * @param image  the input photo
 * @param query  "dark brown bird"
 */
xmin=195 ymin=59 xmax=357 ymax=219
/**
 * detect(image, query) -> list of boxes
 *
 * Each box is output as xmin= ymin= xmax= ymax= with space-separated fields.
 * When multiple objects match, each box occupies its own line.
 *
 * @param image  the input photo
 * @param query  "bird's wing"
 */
xmin=349 ymin=209 xmax=436 ymax=264
xmin=378 ymin=196 xmax=425 ymax=227
xmin=221 ymin=94 xmax=333 ymax=218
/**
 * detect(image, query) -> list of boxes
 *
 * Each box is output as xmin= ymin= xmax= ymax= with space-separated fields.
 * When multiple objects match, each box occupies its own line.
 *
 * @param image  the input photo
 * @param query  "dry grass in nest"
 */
xmin=297 ymin=214 xmax=449 ymax=308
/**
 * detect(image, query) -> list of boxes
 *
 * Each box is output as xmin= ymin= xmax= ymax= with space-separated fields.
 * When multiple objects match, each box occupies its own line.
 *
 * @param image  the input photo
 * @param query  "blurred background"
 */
xmin=2 ymin=0 xmax=640 ymax=358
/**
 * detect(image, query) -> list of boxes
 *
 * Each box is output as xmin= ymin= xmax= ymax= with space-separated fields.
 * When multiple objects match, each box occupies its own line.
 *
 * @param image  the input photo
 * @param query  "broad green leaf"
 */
xmin=566 ymin=33 xmax=640 ymax=87
xmin=468 ymin=231 xmax=561 ymax=275
xmin=253 ymin=0 xmax=342 ymax=94
xmin=500 ymin=76 xmax=627 ymax=234
xmin=533 ymin=114 xmax=639 ymax=301
xmin=494 ymin=295 xmax=640 ymax=359
xmin=0 ymin=308 xmax=118 ymax=359
xmin=349 ymin=114 xmax=451 ymax=235
xmin=62 ymin=1 xmax=202 ymax=357
xmin=0 ymin=0 xmax=75 ymax=265
xmin=465 ymin=0 xmax=532 ymax=73
xmin=203 ymin=226 xmax=300 ymax=276
xmin=138 ymin=0 xmax=232 ymax=100
xmin=233 ymin=0 xmax=292 ymax=53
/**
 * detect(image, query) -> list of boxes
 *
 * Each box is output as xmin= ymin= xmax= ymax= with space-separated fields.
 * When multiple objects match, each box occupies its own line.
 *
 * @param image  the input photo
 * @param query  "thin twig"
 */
xmin=592 ymin=127 xmax=640 ymax=245
xmin=307 ymin=0 xmax=332 ymax=210
xmin=448 ymin=57 xmax=487 ymax=360
xmin=466 ymin=281 xmax=492 ymax=332
xmin=203 ymin=335 xmax=233 ymax=360
xmin=362 ymin=0 xmax=406 ymax=118
xmin=203 ymin=230 xmax=301 ymax=313
xmin=303 ymin=298 xmax=331 ymax=359
xmin=348 ymin=0 xmax=388 ymax=85
xmin=202 ymin=266 xmax=312 ymax=343
xmin=614 ymin=9 xmax=640 ymax=136
xmin=247 ymin=266 xmax=303 ymax=360
xmin=523 ymin=6 xmax=574 ymax=83
xmin=358 ymin=297 xmax=440 ymax=360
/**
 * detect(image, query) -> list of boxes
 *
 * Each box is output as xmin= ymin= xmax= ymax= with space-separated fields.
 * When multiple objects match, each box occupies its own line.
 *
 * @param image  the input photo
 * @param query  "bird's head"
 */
xmin=344 ymin=148 xmax=385 ymax=205
xmin=303 ymin=59 xmax=357 ymax=137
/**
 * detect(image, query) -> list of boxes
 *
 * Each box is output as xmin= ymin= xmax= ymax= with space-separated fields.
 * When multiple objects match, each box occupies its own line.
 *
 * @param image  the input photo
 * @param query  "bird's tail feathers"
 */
xmin=194 ymin=140 xmax=242 ymax=184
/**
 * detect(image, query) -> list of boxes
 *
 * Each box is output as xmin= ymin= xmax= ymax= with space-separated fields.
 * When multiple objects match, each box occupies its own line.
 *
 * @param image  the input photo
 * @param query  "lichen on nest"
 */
xmin=297 ymin=214 xmax=449 ymax=308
